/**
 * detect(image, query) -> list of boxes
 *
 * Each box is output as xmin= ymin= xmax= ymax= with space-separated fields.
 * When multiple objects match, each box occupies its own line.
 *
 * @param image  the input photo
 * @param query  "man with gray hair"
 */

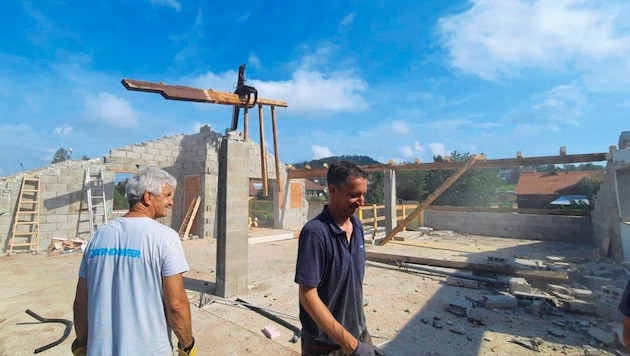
xmin=72 ymin=167 xmax=196 ymax=355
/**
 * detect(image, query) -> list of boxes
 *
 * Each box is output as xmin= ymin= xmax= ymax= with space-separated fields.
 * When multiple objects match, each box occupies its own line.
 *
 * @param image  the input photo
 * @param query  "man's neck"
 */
xmin=123 ymin=205 xmax=154 ymax=219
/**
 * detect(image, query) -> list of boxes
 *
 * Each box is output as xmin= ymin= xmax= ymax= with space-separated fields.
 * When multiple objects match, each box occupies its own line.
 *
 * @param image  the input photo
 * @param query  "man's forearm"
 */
xmin=623 ymin=316 xmax=630 ymax=350
xmin=73 ymin=278 xmax=89 ymax=343
xmin=165 ymin=302 xmax=193 ymax=346
xmin=163 ymin=274 xmax=194 ymax=347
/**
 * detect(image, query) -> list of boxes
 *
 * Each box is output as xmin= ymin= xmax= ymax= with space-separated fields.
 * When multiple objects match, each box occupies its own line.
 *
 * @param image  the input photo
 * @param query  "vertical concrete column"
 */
xmin=216 ymin=131 xmax=249 ymax=298
xmin=384 ymin=169 xmax=397 ymax=235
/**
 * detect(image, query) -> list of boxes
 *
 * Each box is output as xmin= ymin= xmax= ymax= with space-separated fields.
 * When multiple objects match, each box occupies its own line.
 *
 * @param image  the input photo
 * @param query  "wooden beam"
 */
xmin=243 ymin=107 xmax=249 ymax=141
xmin=379 ymin=156 xmax=482 ymax=245
xmin=121 ymin=78 xmax=289 ymax=107
xmin=366 ymin=251 xmax=569 ymax=285
xmin=258 ymin=105 xmax=268 ymax=196
xmin=287 ymin=152 xmax=609 ymax=179
xmin=271 ymin=106 xmax=283 ymax=205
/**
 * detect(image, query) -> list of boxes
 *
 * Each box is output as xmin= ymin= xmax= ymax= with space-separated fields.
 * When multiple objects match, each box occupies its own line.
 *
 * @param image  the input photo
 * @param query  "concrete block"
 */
xmin=572 ymin=288 xmax=594 ymax=301
xmin=582 ymin=275 xmax=613 ymax=292
xmin=513 ymin=291 xmax=556 ymax=305
xmin=561 ymin=299 xmax=597 ymax=315
xmin=509 ymin=277 xmax=532 ymax=294
xmin=446 ymin=276 xmax=479 ymax=289
xmin=547 ymin=284 xmax=571 ymax=295
xmin=484 ymin=295 xmax=517 ymax=309
xmin=530 ymin=300 xmax=544 ymax=317
xmin=588 ymin=326 xmax=616 ymax=346
xmin=447 ymin=298 xmax=472 ymax=317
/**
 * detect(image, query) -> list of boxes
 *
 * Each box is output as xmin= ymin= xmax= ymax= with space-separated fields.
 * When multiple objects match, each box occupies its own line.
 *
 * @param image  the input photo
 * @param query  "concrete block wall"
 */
xmin=591 ymin=163 xmax=621 ymax=259
xmin=107 ymin=134 xmax=184 ymax=228
xmin=281 ymin=178 xmax=310 ymax=230
xmin=0 ymin=124 xmax=325 ymax=253
xmin=0 ymin=159 xmax=110 ymax=252
xmin=423 ymin=209 xmax=593 ymax=244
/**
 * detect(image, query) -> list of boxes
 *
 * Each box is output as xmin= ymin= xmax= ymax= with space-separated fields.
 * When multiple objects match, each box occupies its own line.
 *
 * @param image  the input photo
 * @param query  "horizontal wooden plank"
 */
xmin=287 ymin=152 xmax=609 ymax=179
xmin=122 ymin=78 xmax=288 ymax=108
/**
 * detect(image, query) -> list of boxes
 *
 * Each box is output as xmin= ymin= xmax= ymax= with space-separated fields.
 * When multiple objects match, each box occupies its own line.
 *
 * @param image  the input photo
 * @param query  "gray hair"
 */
xmin=125 ymin=167 xmax=177 ymax=209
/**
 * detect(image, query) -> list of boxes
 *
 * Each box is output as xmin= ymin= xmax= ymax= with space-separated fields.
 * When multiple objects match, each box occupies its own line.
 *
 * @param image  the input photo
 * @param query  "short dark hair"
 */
xmin=327 ymin=160 xmax=368 ymax=188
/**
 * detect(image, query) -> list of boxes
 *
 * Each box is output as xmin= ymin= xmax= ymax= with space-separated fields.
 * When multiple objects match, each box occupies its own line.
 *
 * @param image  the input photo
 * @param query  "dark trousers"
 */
xmin=301 ymin=329 xmax=373 ymax=356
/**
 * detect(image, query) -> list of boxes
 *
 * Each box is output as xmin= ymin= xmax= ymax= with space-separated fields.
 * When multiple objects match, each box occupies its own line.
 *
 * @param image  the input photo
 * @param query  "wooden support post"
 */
xmin=379 ymin=156 xmax=483 ymax=245
xmin=372 ymin=204 xmax=378 ymax=231
xmin=271 ymin=106 xmax=283 ymax=204
xmin=243 ymin=107 xmax=249 ymax=141
xmin=402 ymin=204 xmax=406 ymax=231
xmin=258 ymin=105 xmax=268 ymax=196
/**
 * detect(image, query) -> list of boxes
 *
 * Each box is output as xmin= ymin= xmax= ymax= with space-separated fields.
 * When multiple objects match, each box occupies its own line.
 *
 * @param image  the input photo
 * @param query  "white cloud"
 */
xmin=53 ymin=124 xmax=73 ymax=135
xmin=439 ymin=0 xmax=630 ymax=79
xmin=391 ymin=121 xmax=409 ymax=135
xmin=237 ymin=11 xmax=251 ymax=23
xmin=414 ymin=141 xmax=425 ymax=155
xmin=248 ymin=54 xmax=261 ymax=68
xmin=474 ymin=122 xmax=502 ymax=129
xmin=189 ymin=70 xmax=237 ymax=92
xmin=150 ymin=0 xmax=182 ymax=11
xmin=83 ymin=92 xmax=138 ymax=128
xmin=427 ymin=119 xmax=470 ymax=133
xmin=341 ymin=12 xmax=356 ymax=28
xmin=311 ymin=145 xmax=333 ymax=159
xmin=401 ymin=145 xmax=414 ymax=157
xmin=252 ymin=70 xmax=368 ymax=113
xmin=429 ymin=143 xmax=449 ymax=157
xmin=532 ymin=84 xmax=588 ymax=126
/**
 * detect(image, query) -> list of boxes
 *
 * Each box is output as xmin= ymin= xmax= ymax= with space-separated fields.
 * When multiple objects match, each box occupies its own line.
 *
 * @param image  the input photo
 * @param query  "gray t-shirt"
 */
xmin=79 ymin=217 xmax=189 ymax=355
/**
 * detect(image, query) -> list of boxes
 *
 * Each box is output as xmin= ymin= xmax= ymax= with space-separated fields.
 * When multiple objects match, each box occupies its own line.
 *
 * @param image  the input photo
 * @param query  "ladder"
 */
xmin=178 ymin=196 xmax=201 ymax=240
xmin=8 ymin=177 xmax=40 ymax=255
xmin=85 ymin=168 xmax=108 ymax=237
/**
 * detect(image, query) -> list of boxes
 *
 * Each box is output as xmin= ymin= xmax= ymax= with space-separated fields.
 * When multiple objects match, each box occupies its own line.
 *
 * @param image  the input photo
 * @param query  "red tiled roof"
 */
xmin=305 ymin=179 xmax=326 ymax=191
xmin=514 ymin=171 xmax=604 ymax=195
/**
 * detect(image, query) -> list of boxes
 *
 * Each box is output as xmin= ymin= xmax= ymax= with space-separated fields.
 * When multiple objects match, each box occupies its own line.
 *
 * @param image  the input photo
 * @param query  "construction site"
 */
xmin=1 ymin=76 xmax=630 ymax=355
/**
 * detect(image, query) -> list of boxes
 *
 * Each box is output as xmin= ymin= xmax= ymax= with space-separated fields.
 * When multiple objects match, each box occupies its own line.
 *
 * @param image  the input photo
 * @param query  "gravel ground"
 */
xmin=0 ymin=229 xmax=627 ymax=355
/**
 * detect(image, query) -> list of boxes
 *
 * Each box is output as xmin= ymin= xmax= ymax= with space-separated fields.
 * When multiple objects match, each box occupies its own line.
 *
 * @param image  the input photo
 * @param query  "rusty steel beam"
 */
xmin=287 ymin=152 xmax=609 ymax=179
xmin=121 ymin=78 xmax=288 ymax=108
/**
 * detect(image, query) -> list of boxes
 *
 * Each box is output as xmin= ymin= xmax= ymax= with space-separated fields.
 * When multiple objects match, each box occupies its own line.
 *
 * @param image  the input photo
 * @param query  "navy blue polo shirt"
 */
xmin=294 ymin=205 xmax=367 ymax=345
xmin=619 ymin=279 xmax=630 ymax=317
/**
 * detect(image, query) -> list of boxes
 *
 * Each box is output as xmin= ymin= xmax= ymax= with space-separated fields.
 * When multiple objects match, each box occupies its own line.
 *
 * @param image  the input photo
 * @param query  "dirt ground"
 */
xmin=0 ymin=229 xmax=628 ymax=355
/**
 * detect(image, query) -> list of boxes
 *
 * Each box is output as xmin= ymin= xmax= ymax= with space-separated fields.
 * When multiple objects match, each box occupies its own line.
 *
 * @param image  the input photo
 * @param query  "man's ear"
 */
xmin=142 ymin=191 xmax=153 ymax=205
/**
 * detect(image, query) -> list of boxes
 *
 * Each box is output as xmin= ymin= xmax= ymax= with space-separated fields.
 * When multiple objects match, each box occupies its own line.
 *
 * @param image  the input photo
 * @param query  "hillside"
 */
xmin=291 ymin=155 xmax=381 ymax=169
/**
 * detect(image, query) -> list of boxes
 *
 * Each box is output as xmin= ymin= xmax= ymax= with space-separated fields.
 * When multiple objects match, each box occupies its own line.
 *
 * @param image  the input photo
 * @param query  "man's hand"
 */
xmin=352 ymin=341 xmax=385 ymax=356
xmin=177 ymin=338 xmax=197 ymax=356
xmin=71 ymin=339 xmax=87 ymax=356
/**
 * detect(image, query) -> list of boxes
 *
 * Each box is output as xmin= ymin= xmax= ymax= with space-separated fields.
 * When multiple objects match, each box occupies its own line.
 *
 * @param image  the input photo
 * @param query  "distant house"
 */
xmin=305 ymin=179 xmax=327 ymax=198
xmin=514 ymin=171 xmax=604 ymax=209
xmin=249 ymin=179 xmax=264 ymax=197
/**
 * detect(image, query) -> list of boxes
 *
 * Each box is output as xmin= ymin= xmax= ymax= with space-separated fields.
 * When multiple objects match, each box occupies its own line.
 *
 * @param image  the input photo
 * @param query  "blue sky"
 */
xmin=2 ymin=0 xmax=629 ymax=176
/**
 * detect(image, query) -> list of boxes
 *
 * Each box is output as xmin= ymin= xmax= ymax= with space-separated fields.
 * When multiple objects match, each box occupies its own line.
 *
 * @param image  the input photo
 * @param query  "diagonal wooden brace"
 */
xmin=379 ymin=156 xmax=484 ymax=246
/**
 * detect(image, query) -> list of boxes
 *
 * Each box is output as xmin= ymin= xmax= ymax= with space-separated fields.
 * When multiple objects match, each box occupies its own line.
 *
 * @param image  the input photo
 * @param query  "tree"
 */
xmin=424 ymin=151 xmax=503 ymax=207
xmin=366 ymin=171 xmax=384 ymax=204
xmin=81 ymin=155 xmax=89 ymax=161
xmin=51 ymin=148 xmax=71 ymax=164
xmin=113 ymin=181 xmax=128 ymax=210
xmin=396 ymin=169 xmax=426 ymax=201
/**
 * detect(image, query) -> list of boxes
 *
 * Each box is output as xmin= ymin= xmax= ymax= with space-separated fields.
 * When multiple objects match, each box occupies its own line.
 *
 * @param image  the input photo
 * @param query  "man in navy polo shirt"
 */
xmin=295 ymin=161 xmax=384 ymax=356
xmin=619 ymin=280 xmax=630 ymax=349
